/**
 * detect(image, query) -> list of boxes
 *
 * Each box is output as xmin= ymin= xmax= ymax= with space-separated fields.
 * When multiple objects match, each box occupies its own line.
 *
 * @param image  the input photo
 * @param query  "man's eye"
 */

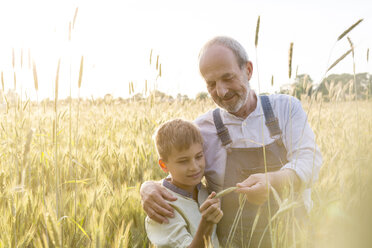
xmin=207 ymin=81 xmax=216 ymax=88
xmin=177 ymin=160 xmax=188 ymax=164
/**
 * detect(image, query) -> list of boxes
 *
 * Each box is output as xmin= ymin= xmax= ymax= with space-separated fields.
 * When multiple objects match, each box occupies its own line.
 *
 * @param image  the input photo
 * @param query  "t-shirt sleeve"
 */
xmin=145 ymin=211 xmax=193 ymax=248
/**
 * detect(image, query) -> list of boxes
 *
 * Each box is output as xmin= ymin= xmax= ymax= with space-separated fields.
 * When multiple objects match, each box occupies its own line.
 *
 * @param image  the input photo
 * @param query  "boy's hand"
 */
xmin=199 ymin=192 xmax=223 ymax=224
xmin=140 ymin=181 xmax=177 ymax=224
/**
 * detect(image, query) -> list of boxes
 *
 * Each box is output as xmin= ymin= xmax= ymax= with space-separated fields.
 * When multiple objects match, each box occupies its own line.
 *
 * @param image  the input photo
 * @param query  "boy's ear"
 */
xmin=158 ymin=159 xmax=168 ymax=173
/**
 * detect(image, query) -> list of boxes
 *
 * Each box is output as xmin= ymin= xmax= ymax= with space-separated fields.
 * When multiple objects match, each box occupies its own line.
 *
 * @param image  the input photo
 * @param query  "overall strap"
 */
xmin=260 ymin=95 xmax=282 ymax=138
xmin=212 ymin=108 xmax=232 ymax=146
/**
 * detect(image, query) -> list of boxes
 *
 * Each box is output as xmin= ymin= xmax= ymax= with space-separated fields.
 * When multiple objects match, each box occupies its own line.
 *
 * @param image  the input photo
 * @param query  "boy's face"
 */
xmin=161 ymin=143 xmax=205 ymax=194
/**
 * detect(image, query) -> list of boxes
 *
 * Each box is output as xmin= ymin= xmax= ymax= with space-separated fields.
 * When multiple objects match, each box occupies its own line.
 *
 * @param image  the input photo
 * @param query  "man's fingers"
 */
xmin=236 ymin=182 xmax=269 ymax=205
xmin=151 ymin=200 xmax=174 ymax=218
xmin=147 ymin=188 xmax=176 ymax=215
xmin=236 ymin=182 xmax=266 ymax=194
xmin=236 ymin=176 xmax=256 ymax=188
xmin=147 ymin=208 xmax=170 ymax=224
xmin=161 ymin=188 xmax=178 ymax=202
xmin=236 ymin=185 xmax=252 ymax=194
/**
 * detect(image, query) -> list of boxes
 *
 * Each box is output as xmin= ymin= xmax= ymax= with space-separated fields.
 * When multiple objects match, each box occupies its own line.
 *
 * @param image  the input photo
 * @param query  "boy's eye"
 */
xmin=196 ymin=153 xmax=204 ymax=160
xmin=177 ymin=160 xmax=188 ymax=164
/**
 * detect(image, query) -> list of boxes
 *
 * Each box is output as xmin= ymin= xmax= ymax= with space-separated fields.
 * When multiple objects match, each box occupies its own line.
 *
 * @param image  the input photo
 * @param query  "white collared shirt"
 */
xmin=145 ymin=179 xmax=219 ymax=247
xmin=194 ymin=93 xmax=322 ymax=211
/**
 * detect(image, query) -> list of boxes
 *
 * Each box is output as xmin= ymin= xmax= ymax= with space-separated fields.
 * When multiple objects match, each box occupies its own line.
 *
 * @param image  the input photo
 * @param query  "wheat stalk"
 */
xmin=55 ymin=59 xmax=61 ymax=111
xmin=54 ymin=59 xmax=61 ymax=227
xmin=288 ymin=42 xmax=293 ymax=79
xmin=295 ymin=65 xmax=299 ymax=78
xmin=156 ymin=55 xmax=159 ymax=70
xmin=72 ymin=7 xmax=79 ymax=29
xmin=149 ymin=49 xmax=153 ymax=65
xmin=337 ymin=19 xmax=363 ymax=41
xmin=22 ymin=129 xmax=33 ymax=170
xmin=32 ymin=61 xmax=38 ymax=91
xmin=1 ymin=71 xmax=4 ymax=91
xmin=347 ymin=37 xmax=354 ymax=58
xmin=367 ymin=48 xmax=369 ymax=63
xmin=255 ymin=16 xmax=260 ymax=48
xmin=214 ymin=187 xmax=237 ymax=198
xmin=78 ymin=56 xmax=84 ymax=88
xmin=12 ymin=48 xmax=15 ymax=69
xmin=13 ymin=72 xmax=16 ymax=90
xmin=327 ymin=49 xmax=352 ymax=72
xmin=255 ymin=16 xmax=262 ymax=94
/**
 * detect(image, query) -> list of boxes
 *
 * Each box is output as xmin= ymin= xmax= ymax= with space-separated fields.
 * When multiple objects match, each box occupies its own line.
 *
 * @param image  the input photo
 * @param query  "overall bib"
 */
xmin=215 ymin=96 xmax=288 ymax=248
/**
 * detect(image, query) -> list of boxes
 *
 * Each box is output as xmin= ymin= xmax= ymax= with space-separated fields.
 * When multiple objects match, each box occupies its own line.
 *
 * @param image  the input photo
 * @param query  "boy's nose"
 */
xmin=189 ymin=159 xmax=199 ymax=170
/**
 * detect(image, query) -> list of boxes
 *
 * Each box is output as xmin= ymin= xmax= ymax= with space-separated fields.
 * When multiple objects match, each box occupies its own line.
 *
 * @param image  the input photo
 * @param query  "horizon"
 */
xmin=0 ymin=0 xmax=371 ymax=101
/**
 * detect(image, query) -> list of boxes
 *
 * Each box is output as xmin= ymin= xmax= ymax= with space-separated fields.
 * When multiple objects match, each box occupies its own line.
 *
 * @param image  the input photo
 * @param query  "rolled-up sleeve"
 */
xmin=145 ymin=213 xmax=193 ymax=248
xmin=281 ymin=97 xmax=322 ymax=188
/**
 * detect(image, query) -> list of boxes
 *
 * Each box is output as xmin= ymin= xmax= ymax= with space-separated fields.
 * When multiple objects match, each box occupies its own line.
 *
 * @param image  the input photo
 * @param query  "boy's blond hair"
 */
xmin=154 ymin=119 xmax=203 ymax=162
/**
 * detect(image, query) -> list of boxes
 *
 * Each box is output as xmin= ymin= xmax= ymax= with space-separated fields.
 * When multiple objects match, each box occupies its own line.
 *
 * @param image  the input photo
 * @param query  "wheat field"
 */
xmin=0 ymin=93 xmax=371 ymax=247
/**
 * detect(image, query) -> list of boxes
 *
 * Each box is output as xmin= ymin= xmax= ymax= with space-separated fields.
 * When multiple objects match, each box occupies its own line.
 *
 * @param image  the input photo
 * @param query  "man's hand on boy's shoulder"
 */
xmin=140 ymin=181 xmax=177 ymax=224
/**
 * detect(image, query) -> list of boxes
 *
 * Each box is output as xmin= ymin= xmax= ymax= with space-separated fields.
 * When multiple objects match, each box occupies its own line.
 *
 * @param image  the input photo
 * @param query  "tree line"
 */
xmin=280 ymin=73 xmax=372 ymax=101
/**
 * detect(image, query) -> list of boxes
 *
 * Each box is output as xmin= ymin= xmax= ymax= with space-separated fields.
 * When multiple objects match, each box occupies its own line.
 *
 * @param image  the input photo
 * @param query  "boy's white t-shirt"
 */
xmin=145 ymin=178 xmax=220 ymax=248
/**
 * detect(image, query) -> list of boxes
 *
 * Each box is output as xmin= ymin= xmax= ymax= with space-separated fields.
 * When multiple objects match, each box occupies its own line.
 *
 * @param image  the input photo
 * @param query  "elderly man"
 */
xmin=141 ymin=36 xmax=322 ymax=247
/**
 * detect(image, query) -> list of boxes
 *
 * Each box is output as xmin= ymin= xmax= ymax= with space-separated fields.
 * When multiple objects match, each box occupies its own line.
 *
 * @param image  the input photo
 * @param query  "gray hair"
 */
xmin=199 ymin=36 xmax=249 ymax=69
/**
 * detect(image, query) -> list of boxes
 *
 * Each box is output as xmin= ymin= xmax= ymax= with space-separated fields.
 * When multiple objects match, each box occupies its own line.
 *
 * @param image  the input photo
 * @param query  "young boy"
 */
xmin=145 ymin=119 xmax=222 ymax=248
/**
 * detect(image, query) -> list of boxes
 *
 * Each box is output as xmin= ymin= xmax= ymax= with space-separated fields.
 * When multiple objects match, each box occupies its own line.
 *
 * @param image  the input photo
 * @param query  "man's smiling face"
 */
xmin=199 ymin=44 xmax=252 ymax=115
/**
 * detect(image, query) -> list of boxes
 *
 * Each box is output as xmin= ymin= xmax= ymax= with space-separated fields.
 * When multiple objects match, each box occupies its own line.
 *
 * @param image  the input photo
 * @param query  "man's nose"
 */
xmin=216 ymin=81 xmax=228 ymax=98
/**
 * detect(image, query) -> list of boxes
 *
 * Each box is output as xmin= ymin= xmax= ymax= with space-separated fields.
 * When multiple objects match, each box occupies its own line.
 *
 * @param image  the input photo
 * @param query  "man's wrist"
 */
xmin=269 ymin=169 xmax=300 ymax=192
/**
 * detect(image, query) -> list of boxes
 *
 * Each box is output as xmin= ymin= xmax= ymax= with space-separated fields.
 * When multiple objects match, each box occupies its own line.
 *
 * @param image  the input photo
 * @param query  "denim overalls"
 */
xmin=214 ymin=95 xmax=289 ymax=248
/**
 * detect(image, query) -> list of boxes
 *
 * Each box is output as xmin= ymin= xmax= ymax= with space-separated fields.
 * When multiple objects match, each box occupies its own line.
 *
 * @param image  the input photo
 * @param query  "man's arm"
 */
xmin=140 ymin=181 xmax=177 ymax=224
xmin=235 ymin=169 xmax=300 ymax=205
xmin=236 ymin=96 xmax=322 ymax=205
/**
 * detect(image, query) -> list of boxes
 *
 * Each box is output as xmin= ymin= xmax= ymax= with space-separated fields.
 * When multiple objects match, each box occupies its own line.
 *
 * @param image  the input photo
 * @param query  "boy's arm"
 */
xmin=140 ymin=181 xmax=177 ymax=224
xmin=146 ymin=192 xmax=222 ymax=248
xmin=188 ymin=192 xmax=223 ymax=248
xmin=145 ymin=210 xmax=194 ymax=247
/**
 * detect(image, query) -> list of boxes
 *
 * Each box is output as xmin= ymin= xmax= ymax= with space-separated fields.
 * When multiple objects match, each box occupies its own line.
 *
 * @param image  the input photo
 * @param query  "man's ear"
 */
xmin=158 ymin=159 xmax=168 ymax=173
xmin=245 ymin=61 xmax=253 ymax=81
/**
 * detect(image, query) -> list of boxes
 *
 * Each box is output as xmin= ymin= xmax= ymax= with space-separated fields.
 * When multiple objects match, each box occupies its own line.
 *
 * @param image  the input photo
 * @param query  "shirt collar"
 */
xmin=220 ymin=91 xmax=264 ymax=124
xmin=162 ymin=178 xmax=201 ymax=199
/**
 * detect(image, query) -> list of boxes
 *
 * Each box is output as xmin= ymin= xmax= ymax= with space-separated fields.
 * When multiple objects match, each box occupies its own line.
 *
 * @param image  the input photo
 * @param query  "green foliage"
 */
xmin=195 ymin=92 xmax=209 ymax=101
xmin=318 ymin=73 xmax=372 ymax=100
xmin=281 ymin=73 xmax=372 ymax=101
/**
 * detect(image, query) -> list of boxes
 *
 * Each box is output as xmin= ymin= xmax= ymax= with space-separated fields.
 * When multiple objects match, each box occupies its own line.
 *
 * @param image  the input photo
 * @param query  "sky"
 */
xmin=0 ymin=0 xmax=371 ymax=100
